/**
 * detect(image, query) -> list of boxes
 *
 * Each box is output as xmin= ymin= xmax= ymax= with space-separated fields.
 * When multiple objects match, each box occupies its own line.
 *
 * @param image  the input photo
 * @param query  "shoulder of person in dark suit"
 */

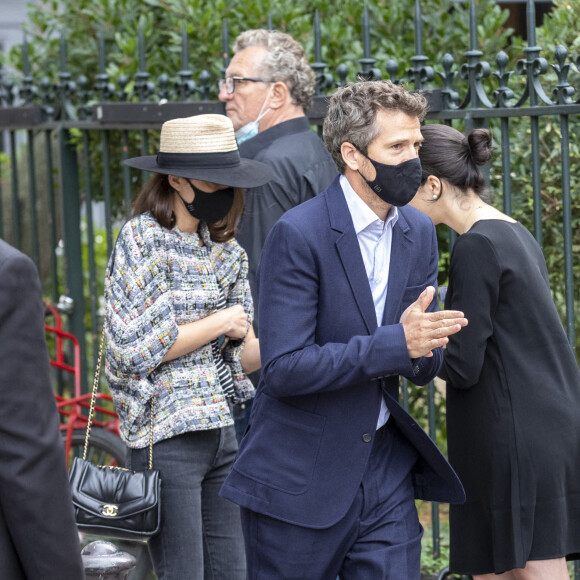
xmin=0 ymin=239 xmax=85 ymax=580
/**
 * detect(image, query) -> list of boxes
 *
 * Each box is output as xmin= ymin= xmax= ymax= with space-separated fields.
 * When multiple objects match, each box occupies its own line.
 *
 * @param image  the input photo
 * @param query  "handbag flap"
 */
xmin=69 ymin=457 xmax=160 ymax=519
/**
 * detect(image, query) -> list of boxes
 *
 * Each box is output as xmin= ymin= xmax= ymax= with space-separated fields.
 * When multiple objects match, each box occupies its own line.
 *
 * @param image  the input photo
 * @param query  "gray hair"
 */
xmin=234 ymin=29 xmax=315 ymax=112
xmin=322 ymin=81 xmax=428 ymax=173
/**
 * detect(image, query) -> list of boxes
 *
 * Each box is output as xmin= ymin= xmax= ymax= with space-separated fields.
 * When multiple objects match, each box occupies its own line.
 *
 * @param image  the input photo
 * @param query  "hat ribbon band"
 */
xmin=156 ymin=151 xmax=241 ymax=169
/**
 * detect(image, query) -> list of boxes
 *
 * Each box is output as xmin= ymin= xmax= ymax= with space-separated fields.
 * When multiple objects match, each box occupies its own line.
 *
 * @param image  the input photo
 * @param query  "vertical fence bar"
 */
xmin=45 ymin=130 xmax=59 ymax=303
xmin=558 ymin=114 xmax=575 ymax=352
xmin=9 ymin=131 xmax=20 ymax=249
xmin=26 ymin=129 xmax=40 ymax=266
xmin=221 ymin=19 xmax=230 ymax=77
xmin=525 ymin=0 xmax=543 ymax=247
xmin=427 ymin=380 xmax=441 ymax=559
xmin=141 ymin=129 xmax=150 ymax=185
xmin=500 ymin=119 xmax=512 ymax=216
xmin=551 ymin=45 xmax=576 ymax=356
xmin=135 ymin=25 xmax=154 ymax=184
xmin=121 ymin=130 xmax=132 ymax=219
xmin=494 ymin=52 xmax=514 ymax=217
xmin=59 ymin=128 xmax=88 ymax=393
xmin=101 ymin=130 xmax=114 ymax=257
xmin=81 ymin=130 xmax=99 ymax=368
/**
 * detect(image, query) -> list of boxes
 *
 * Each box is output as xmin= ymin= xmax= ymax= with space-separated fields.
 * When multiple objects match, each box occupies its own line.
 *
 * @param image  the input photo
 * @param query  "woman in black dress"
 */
xmin=410 ymin=124 xmax=580 ymax=579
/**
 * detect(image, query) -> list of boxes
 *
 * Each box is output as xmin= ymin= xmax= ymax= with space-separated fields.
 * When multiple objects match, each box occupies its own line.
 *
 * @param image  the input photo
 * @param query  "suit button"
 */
xmin=362 ymin=433 xmax=372 ymax=443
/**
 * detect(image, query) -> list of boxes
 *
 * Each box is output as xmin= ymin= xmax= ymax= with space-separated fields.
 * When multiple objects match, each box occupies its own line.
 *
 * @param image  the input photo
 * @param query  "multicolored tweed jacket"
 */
xmin=104 ymin=213 xmax=254 ymax=449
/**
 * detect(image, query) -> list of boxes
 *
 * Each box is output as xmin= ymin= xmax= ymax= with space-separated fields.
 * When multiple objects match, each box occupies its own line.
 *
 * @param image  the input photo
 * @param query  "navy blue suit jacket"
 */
xmin=221 ymin=176 xmax=465 ymax=529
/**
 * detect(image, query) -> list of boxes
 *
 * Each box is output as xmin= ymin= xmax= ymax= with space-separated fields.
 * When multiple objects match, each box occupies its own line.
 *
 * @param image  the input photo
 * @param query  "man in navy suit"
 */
xmin=221 ymin=81 xmax=468 ymax=579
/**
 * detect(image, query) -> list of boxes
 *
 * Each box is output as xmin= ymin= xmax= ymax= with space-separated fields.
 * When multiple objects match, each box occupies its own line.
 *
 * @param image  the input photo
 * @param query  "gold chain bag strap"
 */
xmin=68 ymin=326 xmax=161 ymax=541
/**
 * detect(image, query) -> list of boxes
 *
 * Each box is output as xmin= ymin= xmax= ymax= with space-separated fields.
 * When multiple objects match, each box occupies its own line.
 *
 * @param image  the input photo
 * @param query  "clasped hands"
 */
xmin=400 ymin=286 xmax=468 ymax=359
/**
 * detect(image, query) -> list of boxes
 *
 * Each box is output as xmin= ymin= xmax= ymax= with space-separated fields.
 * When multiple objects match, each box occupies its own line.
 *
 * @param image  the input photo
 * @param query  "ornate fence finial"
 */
xmin=57 ymin=32 xmax=77 ymax=119
xmin=551 ymin=45 xmax=575 ymax=105
xmin=438 ymin=53 xmax=459 ymax=109
xmin=158 ymin=73 xmax=171 ymax=101
xmin=312 ymin=10 xmax=333 ymax=95
xmin=492 ymin=51 xmax=514 ymax=108
xmin=116 ymin=74 xmax=129 ymax=102
xmin=0 ymin=66 xmax=16 ymax=107
xmin=385 ymin=59 xmax=402 ymax=85
xmin=460 ymin=0 xmax=492 ymax=110
xmin=134 ymin=25 xmax=155 ymax=101
xmin=407 ymin=0 xmax=434 ymax=90
xmin=20 ymin=33 xmax=38 ymax=105
xmin=77 ymin=74 xmax=93 ymax=119
xmin=39 ymin=76 xmax=55 ymax=118
xmin=358 ymin=4 xmax=381 ymax=81
xmin=198 ymin=70 xmax=211 ymax=100
xmin=336 ymin=63 xmax=349 ymax=87
xmin=95 ymin=32 xmax=115 ymax=102
xmin=177 ymin=22 xmax=196 ymax=101
xmin=515 ymin=0 xmax=552 ymax=107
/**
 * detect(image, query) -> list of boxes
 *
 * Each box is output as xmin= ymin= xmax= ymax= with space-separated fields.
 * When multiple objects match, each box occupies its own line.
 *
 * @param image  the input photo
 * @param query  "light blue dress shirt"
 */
xmin=340 ymin=175 xmax=399 ymax=429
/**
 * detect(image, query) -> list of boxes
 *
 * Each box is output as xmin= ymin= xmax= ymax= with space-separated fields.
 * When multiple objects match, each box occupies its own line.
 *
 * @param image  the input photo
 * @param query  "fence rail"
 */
xmin=1 ymin=1 xmax=578 ymax=578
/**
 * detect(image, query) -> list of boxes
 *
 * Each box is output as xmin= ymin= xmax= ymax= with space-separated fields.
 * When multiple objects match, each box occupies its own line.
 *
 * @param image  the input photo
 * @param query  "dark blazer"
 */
xmin=220 ymin=177 xmax=465 ymax=529
xmin=0 ymin=240 xmax=84 ymax=579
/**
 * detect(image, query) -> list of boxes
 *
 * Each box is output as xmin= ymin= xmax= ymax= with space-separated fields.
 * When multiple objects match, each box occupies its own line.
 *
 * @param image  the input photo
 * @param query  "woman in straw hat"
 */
xmin=104 ymin=114 xmax=273 ymax=579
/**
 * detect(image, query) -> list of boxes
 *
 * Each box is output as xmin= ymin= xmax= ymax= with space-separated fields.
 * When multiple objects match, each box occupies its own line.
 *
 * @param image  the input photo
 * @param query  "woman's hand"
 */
xmin=219 ymin=305 xmax=249 ymax=340
xmin=241 ymin=325 xmax=260 ymax=374
xmin=162 ymin=305 xmax=249 ymax=362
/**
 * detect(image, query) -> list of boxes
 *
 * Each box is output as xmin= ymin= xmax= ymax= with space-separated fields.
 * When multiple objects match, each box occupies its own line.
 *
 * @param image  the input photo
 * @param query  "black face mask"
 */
xmin=177 ymin=180 xmax=235 ymax=223
xmin=356 ymin=148 xmax=422 ymax=207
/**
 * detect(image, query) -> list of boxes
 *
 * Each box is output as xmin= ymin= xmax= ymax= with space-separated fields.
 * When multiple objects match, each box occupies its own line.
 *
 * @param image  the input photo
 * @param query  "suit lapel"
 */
xmin=325 ymin=178 xmax=377 ymax=335
xmin=382 ymin=211 xmax=413 ymax=326
xmin=336 ymin=233 xmax=377 ymax=334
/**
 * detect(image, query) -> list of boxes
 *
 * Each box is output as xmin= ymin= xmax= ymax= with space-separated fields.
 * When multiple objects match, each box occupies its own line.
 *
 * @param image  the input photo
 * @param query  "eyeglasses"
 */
xmin=218 ymin=76 xmax=275 ymax=94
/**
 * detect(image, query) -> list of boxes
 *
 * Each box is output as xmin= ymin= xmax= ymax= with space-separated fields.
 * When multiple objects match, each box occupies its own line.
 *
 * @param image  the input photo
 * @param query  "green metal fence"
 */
xmin=1 ymin=1 xmax=578 ymax=578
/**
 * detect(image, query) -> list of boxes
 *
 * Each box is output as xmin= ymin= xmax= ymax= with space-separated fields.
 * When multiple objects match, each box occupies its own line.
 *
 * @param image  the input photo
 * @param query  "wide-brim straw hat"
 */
xmin=123 ymin=114 xmax=274 ymax=188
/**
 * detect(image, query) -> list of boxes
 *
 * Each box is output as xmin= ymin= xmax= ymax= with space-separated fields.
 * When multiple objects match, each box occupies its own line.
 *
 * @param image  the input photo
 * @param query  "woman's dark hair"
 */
xmin=132 ymin=173 xmax=244 ymax=243
xmin=418 ymin=124 xmax=493 ymax=199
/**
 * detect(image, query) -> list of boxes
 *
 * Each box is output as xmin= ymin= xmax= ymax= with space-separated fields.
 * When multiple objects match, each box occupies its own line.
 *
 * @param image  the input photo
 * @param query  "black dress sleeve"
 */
xmin=439 ymin=231 xmax=501 ymax=388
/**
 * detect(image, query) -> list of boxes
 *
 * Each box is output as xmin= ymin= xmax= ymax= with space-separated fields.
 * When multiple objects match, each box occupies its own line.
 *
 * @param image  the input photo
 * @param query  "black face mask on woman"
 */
xmin=177 ymin=180 xmax=235 ymax=223
xmin=356 ymin=146 xmax=423 ymax=207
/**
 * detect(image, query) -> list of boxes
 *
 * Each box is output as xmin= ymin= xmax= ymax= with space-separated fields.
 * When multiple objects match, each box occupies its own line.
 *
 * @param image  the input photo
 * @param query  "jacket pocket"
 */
xmin=234 ymin=394 xmax=326 ymax=495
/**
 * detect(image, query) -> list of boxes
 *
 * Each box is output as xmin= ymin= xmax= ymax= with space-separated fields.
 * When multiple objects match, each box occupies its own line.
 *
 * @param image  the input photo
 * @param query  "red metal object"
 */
xmin=44 ymin=302 xmax=120 ymax=464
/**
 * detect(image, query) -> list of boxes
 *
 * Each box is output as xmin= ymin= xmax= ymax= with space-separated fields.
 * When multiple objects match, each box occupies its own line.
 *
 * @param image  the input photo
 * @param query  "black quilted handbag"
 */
xmin=68 ymin=331 xmax=161 ymax=541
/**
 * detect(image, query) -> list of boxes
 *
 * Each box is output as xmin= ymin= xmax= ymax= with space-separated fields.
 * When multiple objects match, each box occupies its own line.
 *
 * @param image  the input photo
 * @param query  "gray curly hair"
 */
xmin=323 ymin=81 xmax=428 ymax=174
xmin=234 ymin=29 xmax=315 ymax=112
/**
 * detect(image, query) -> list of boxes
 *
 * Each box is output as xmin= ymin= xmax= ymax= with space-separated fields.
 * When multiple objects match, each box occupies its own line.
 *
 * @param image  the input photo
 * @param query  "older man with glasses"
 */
xmin=219 ymin=29 xmax=337 ymax=441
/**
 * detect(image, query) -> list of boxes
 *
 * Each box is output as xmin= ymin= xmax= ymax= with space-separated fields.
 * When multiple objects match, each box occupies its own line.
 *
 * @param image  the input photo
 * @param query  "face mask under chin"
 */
xmin=234 ymin=121 xmax=259 ymax=145
xmin=234 ymin=84 xmax=274 ymax=146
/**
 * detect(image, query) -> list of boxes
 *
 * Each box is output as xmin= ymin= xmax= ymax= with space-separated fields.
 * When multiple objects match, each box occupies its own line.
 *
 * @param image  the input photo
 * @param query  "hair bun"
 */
xmin=466 ymin=128 xmax=493 ymax=166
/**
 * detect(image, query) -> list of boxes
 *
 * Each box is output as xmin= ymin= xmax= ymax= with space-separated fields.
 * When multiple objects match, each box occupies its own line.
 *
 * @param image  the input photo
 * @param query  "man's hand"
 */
xmin=400 ymin=286 xmax=468 ymax=359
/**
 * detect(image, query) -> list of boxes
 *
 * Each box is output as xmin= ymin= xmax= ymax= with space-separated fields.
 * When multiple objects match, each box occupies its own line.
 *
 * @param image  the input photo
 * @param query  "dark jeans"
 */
xmin=128 ymin=426 xmax=246 ymax=580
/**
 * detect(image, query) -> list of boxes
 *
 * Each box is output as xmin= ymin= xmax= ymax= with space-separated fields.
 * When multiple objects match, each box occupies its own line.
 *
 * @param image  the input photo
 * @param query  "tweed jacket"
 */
xmin=105 ymin=213 xmax=254 ymax=448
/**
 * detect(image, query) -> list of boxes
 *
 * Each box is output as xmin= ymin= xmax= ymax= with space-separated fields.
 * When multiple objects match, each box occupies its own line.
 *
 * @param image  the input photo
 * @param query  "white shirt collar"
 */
xmin=340 ymin=174 xmax=398 ymax=235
